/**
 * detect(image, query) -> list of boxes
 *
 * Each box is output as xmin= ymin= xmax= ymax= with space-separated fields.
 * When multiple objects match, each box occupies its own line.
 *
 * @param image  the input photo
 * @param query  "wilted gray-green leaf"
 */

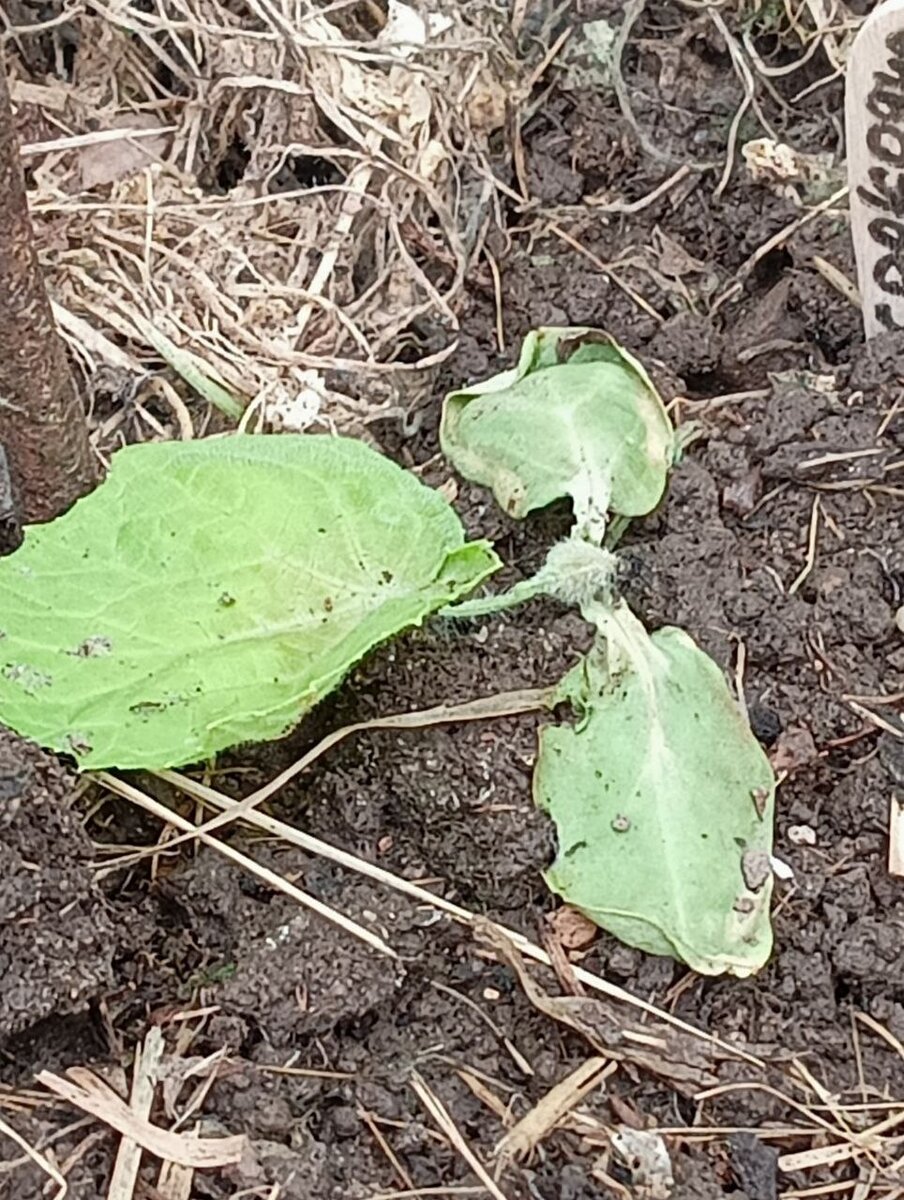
xmin=535 ymin=603 xmax=775 ymax=976
xmin=441 ymin=328 xmax=674 ymax=542
xmin=0 ymin=435 xmax=498 ymax=769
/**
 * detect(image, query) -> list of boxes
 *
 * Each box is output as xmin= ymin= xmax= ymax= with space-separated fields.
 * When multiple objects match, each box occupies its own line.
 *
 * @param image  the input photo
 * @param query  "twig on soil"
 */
xmin=18 ymin=126 xmax=176 ymax=159
xmin=780 ymin=1185 xmax=859 ymax=1199
xmin=0 ymin=1114 xmax=67 ymax=1200
xmin=58 ymin=1131 xmax=110 ymax=1183
xmin=693 ymin=387 xmax=771 ymax=411
xmin=475 ymin=922 xmax=717 ymax=1097
xmin=410 ymin=1072 xmax=511 ymax=1200
xmin=844 ymin=701 xmax=904 ymax=740
xmin=540 ymin=918 xmax=586 ymax=998
xmin=711 ymin=185 xmax=849 ymax=313
xmin=852 ymin=1170 xmax=880 ymax=1200
xmin=802 ymin=0 xmax=856 ymax=73
xmin=456 ymin=1071 xmax=512 ymax=1125
xmin=430 ymin=982 xmax=533 ymax=1077
xmin=585 ymin=164 xmax=693 ymax=214
xmin=612 ymin=0 xmax=717 ymax=172
xmin=137 ymin=689 xmax=554 ymax=856
xmin=107 ymin=1027 xmax=166 ymax=1200
xmin=792 ymin=66 xmax=845 ymax=105
xmin=696 ymin=1076 xmax=901 ymax=1155
xmin=594 ymin=1121 xmax=825 ymax=1140
xmin=156 ymin=1142 xmax=195 ymax=1200
xmin=546 ymin=223 xmax=662 ymax=322
xmin=252 ymin=1063 xmax=355 ymax=1082
xmin=571 ymin=1097 xmax=904 ymax=1197
xmin=855 ymin=1012 xmax=904 ymax=1067
xmin=50 ymin=301 xmax=142 ymax=375
xmin=523 ymin=25 xmax=574 ymax=94
xmin=811 ymin=255 xmax=860 ymax=309
xmin=36 ymin=1068 xmax=245 ymax=1169
xmin=877 ymin=397 xmax=903 ymax=440
xmin=484 ymin=249 xmax=505 ymax=354
xmin=359 ymin=1107 xmax=416 ymax=1192
xmin=494 ymin=1057 xmax=615 ymax=1167
xmin=0 ymin=1116 xmax=94 ymax=1177
xmin=841 ymin=688 xmax=904 ymax=705
xmin=0 ymin=1086 xmax=66 ymax=1114
xmin=95 ymin=772 xmax=397 ymax=958
xmin=363 ymin=1190 xmax=486 ymax=1200
xmin=292 ymin=130 xmax=380 ymax=351
xmin=511 ymin=0 xmax=529 ymax=38
xmin=779 ymin=1142 xmax=858 ymax=1174
xmin=798 ymin=447 xmax=884 ymax=471
xmin=740 ymin=21 xmax=823 ymax=79
xmin=788 ymin=496 xmax=821 ymax=596
xmin=708 ymin=10 xmax=755 ymax=199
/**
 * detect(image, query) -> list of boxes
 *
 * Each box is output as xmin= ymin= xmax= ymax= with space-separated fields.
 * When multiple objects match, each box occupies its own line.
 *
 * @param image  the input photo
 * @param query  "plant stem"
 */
xmin=440 ymin=575 xmax=546 ymax=619
xmin=604 ymin=514 xmax=630 ymax=550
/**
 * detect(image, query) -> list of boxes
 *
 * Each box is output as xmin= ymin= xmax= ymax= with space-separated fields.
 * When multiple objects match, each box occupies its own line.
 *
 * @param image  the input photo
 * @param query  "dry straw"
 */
xmin=6 ymin=0 xmax=517 ymax=440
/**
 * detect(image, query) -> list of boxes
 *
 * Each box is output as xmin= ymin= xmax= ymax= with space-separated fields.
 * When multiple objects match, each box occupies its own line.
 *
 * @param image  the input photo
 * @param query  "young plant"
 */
xmin=441 ymin=327 xmax=776 ymax=977
xmin=0 ymin=328 xmax=774 ymax=976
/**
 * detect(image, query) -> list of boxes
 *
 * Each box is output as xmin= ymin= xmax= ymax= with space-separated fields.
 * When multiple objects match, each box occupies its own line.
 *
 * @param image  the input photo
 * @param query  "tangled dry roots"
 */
xmin=4 ymin=0 xmax=522 ymax=441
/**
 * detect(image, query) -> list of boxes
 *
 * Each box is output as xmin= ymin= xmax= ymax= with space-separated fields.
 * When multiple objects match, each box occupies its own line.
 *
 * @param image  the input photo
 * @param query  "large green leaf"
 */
xmin=0 ymin=435 xmax=498 ymax=769
xmin=441 ymin=328 xmax=675 ymax=542
xmin=535 ymin=602 xmax=775 ymax=976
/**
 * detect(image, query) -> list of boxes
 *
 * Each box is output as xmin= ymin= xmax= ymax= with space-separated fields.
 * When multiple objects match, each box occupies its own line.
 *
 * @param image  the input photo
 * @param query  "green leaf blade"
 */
xmin=441 ymin=328 xmax=675 ymax=540
xmin=535 ymin=611 xmax=775 ymax=977
xmin=0 ymin=435 xmax=498 ymax=769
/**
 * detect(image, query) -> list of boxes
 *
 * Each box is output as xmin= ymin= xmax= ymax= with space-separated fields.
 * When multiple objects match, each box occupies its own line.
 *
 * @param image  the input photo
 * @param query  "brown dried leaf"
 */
xmin=652 ymin=228 xmax=707 ymax=279
xmin=474 ymin=921 xmax=717 ymax=1097
xmin=547 ymin=906 xmax=599 ymax=953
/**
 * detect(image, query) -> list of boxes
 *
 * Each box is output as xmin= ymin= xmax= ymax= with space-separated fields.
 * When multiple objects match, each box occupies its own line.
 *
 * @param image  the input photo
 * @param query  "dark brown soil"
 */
xmin=3 ymin=3 xmax=904 ymax=1198
xmin=0 ymin=731 xmax=113 ymax=1041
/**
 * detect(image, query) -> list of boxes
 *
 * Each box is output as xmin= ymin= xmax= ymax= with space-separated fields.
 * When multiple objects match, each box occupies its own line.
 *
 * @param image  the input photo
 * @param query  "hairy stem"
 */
xmin=440 ymin=574 xmax=546 ymax=619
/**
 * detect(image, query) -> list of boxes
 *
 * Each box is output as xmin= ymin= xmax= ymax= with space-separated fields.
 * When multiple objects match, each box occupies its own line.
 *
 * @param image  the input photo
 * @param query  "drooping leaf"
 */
xmin=441 ymin=328 xmax=675 ymax=542
xmin=535 ymin=602 xmax=775 ymax=976
xmin=0 ymin=435 xmax=498 ymax=769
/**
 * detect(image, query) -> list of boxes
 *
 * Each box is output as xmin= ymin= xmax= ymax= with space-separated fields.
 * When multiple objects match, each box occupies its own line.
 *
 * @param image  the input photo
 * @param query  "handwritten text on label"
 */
xmin=847 ymin=3 xmax=904 ymax=338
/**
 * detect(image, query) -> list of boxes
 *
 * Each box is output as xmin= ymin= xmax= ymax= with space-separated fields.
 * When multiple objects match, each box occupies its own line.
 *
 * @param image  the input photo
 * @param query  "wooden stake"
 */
xmin=0 ymin=63 xmax=98 ymax=521
xmin=846 ymin=0 xmax=904 ymax=339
